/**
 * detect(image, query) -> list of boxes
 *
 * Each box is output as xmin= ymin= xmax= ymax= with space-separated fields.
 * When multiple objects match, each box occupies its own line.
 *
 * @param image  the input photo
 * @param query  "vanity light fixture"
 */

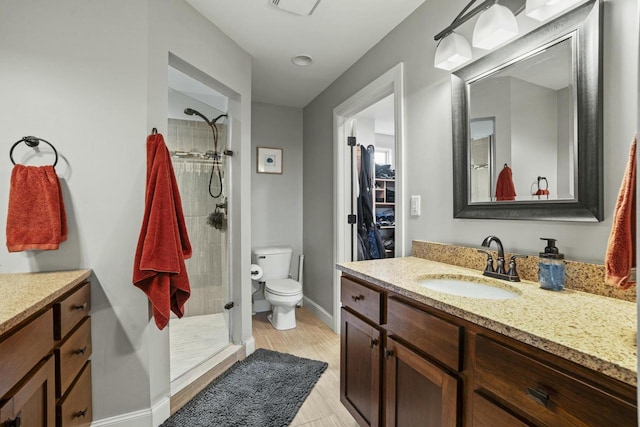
xmin=472 ymin=2 xmax=519 ymax=49
xmin=433 ymin=0 xmax=525 ymax=71
xmin=525 ymin=0 xmax=583 ymax=21
xmin=434 ymin=32 xmax=473 ymax=70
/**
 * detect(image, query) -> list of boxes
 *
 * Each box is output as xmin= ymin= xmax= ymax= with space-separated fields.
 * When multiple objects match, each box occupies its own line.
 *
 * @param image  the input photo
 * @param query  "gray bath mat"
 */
xmin=161 ymin=348 xmax=328 ymax=427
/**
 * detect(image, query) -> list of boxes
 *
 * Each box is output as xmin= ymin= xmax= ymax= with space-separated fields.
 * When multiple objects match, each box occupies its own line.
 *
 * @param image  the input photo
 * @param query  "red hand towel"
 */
xmin=495 ymin=165 xmax=516 ymax=201
xmin=133 ymin=133 xmax=192 ymax=330
xmin=605 ymin=135 xmax=637 ymax=289
xmin=6 ymin=165 xmax=67 ymax=252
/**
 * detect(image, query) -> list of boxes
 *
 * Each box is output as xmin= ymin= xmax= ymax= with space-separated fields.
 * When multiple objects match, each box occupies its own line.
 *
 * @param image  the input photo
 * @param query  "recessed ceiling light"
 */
xmin=291 ymin=55 xmax=314 ymax=66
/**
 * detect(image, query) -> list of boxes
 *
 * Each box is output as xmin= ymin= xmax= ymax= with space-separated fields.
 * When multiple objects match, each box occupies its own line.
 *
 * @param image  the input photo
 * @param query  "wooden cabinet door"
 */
xmin=340 ymin=308 xmax=382 ymax=427
xmin=0 ymin=356 xmax=56 ymax=427
xmin=385 ymin=337 xmax=459 ymax=427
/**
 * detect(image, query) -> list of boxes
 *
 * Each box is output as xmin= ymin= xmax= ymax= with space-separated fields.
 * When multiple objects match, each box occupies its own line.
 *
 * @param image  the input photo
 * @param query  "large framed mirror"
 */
xmin=452 ymin=0 xmax=602 ymax=221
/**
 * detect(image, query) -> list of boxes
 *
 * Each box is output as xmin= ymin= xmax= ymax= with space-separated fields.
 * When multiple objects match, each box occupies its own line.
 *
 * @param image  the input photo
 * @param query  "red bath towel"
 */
xmin=6 ymin=165 xmax=67 ymax=252
xmin=495 ymin=165 xmax=516 ymax=201
xmin=605 ymin=135 xmax=637 ymax=289
xmin=133 ymin=133 xmax=192 ymax=330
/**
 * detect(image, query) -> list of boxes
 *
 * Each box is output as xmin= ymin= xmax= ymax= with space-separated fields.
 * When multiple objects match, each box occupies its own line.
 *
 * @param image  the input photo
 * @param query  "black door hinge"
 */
xmin=347 ymin=214 xmax=357 ymax=224
xmin=224 ymin=302 xmax=235 ymax=310
xmin=347 ymin=136 xmax=356 ymax=147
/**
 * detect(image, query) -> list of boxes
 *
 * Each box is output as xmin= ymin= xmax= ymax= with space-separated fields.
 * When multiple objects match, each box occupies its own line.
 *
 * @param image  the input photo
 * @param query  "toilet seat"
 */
xmin=265 ymin=278 xmax=302 ymax=296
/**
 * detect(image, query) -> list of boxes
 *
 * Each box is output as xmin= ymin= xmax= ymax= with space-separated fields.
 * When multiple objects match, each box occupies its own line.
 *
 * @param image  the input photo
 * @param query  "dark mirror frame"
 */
xmin=452 ymin=0 xmax=602 ymax=222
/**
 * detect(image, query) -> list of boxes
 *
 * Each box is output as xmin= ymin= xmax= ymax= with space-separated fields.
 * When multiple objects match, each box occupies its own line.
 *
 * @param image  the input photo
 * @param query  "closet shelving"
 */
xmin=374 ymin=178 xmax=395 ymax=258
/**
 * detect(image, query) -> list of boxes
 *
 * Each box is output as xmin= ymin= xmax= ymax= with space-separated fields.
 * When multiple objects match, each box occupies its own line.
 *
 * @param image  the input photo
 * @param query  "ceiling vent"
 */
xmin=270 ymin=0 xmax=321 ymax=16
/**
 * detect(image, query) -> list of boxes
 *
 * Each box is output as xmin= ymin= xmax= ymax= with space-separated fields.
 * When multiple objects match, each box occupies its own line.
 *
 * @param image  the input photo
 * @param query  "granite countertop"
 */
xmin=0 ymin=269 xmax=92 ymax=335
xmin=337 ymin=257 xmax=637 ymax=387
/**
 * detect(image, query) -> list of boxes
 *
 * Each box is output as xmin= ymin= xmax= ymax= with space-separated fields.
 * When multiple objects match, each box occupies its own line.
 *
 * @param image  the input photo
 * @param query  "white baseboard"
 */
xmin=302 ymin=296 xmax=334 ymax=330
xmin=91 ymin=401 xmax=161 ymax=427
xmin=151 ymin=398 xmax=171 ymax=427
xmin=244 ymin=336 xmax=256 ymax=355
xmin=91 ymin=396 xmax=170 ymax=427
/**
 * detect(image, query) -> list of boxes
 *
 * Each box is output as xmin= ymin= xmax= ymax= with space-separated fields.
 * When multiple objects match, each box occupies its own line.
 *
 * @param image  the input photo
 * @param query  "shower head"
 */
xmin=183 ymin=107 xmax=211 ymax=124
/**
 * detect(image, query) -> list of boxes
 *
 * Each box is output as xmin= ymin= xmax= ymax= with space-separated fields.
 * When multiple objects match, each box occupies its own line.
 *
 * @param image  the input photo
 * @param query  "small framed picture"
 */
xmin=257 ymin=147 xmax=283 ymax=174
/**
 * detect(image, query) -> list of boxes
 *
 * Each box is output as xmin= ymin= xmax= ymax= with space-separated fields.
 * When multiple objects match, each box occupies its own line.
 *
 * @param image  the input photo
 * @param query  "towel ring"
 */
xmin=537 ymin=176 xmax=548 ymax=190
xmin=9 ymin=136 xmax=58 ymax=168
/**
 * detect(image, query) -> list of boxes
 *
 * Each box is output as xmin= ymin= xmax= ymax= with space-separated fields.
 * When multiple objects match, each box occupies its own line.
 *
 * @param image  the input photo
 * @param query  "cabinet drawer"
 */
xmin=57 ymin=361 xmax=92 ymax=427
xmin=55 ymin=283 xmax=91 ymax=340
xmin=386 ymin=298 xmax=462 ymax=371
xmin=0 ymin=309 xmax=54 ymax=398
xmin=341 ymin=276 xmax=383 ymax=324
xmin=472 ymin=392 xmax=528 ymax=427
xmin=475 ymin=335 xmax=636 ymax=427
xmin=56 ymin=316 xmax=92 ymax=397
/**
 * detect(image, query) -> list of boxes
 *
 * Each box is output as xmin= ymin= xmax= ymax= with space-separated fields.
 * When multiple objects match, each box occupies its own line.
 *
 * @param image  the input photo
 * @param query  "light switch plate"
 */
xmin=410 ymin=195 xmax=421 ymax=216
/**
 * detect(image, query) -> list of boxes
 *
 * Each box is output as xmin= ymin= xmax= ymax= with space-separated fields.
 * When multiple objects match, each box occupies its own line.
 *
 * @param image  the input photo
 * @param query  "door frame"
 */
xmin=332 ymin=63 xmax=405 ymax=333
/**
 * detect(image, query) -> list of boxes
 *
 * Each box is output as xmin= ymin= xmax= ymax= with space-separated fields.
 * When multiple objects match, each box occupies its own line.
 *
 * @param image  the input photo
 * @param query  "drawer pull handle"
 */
xmin=369 ymin=338 xmax=379 ymax=348
xmin=526 ymin=387 xmax=550 ymax=407
xmin=74 ymin=408 xmax=88 ymax=418
xmin=5 ymin=412 xmax=22 ymax=427
xmin=385 ymin=349 xmax=394 ymax=359
xmin=351 ymin=295 xmax=364 ymax=302
xmin=72 ymin=302 xmax=88 ymax=311
xmin=74 ymin=346 xmax=88 ymax=356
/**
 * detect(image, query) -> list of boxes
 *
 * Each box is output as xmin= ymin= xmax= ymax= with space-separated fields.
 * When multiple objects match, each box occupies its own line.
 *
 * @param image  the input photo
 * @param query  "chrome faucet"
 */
xmin=478 ymin=235 xmax=527 ymax=282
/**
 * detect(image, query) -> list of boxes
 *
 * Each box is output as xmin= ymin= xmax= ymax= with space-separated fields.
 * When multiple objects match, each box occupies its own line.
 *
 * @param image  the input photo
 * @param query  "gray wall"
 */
xmin=251 ymin=102 xmax=304 ymax=278
xmin=303 ymin=0 xmax=639 ymax=317
xmin=0 ymin=0 xmax=252 ymax=424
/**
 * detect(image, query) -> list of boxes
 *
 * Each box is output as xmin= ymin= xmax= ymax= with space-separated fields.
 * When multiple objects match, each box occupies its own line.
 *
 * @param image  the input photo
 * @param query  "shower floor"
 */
xmin=170 ymin=313 xmax=230 ymax=381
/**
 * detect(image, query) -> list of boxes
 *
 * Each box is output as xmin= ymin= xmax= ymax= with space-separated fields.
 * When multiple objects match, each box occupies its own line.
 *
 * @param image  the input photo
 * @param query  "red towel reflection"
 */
xmin=495 ymin=165 xmax=516 ymax=201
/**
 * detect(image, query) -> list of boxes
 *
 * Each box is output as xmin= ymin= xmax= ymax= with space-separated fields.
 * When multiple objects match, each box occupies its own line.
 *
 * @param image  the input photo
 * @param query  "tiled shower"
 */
xmin=167 ymin=118 xmax=229 ymax=317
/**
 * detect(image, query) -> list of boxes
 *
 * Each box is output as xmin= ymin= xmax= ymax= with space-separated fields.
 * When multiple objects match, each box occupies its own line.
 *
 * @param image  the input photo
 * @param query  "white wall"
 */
xmin=511 ymin=78 xmax=559 ymax=198
xmin=303 ymin=0 xmax=639 ymax=317
xmin=356 ymin=117 xmax=377 ymax=148
xmin=0 ymin=0 xmax=252 ymax=424
xmin=470 ymin=76 xmax=512 ymax=186
xmin=375 ymin=133 xmax=395 ymax=168
xmin=251 ymin=102 xmax=303 ymax=278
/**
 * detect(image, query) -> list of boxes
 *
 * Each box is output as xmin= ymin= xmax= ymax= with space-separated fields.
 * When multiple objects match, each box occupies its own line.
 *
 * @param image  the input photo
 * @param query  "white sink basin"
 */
xmin=418 ymin=278 xmax=520 ymax=300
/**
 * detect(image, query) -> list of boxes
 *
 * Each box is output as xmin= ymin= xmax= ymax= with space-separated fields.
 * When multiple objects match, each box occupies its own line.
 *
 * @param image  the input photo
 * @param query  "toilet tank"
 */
xmin=253 ymin=246 xmax=293 ymax=281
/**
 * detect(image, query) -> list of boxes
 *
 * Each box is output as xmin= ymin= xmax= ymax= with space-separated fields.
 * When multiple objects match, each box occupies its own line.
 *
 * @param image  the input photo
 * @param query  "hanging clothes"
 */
xmin=357 ymin=145 xmax=386 ymax=260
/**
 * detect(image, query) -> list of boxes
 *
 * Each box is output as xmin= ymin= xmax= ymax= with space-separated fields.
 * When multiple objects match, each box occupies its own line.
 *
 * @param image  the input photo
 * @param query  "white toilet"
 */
xmin=253 ymin=246 xmax=303 ymax=330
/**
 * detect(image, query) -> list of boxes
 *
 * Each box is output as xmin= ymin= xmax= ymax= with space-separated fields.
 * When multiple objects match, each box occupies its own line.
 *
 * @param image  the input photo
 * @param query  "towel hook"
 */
xmin=9 ymin=136 xmax=59 ymax=168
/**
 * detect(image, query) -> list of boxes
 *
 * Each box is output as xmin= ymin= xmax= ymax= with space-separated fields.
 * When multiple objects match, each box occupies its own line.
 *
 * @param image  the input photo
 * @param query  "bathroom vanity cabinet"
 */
xmin=0 ymin=273 xmax=92 ymax=427
xmin=339 ymin=274 xmax=637 ymax=427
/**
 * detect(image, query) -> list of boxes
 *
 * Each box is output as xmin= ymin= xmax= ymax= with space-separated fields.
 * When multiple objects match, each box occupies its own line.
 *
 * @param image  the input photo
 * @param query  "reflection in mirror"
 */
xmin=469 ymin=36 xmax=575 ymax=203
xmin=469 ymin=118 xmax=495 ymax=202
xmin=451 ymin=0 xmax=602 ymax=222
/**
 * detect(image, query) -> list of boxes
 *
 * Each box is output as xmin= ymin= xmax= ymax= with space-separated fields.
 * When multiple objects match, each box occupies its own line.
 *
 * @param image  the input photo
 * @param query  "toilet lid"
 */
xmin=266 ymin=279 xmax=302 ymax=296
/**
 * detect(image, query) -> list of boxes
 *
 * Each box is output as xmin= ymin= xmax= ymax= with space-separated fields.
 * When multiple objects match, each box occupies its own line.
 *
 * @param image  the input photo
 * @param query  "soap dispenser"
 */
xmin=539 ymin=238 xmax=565 ymax=291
